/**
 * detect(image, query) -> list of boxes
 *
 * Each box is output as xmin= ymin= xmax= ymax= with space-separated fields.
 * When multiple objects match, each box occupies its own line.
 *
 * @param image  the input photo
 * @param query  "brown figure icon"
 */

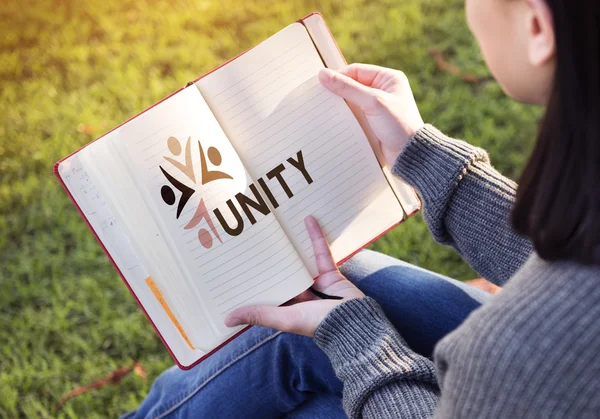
xmin=198 ymin=141 xmax=232 ymax=184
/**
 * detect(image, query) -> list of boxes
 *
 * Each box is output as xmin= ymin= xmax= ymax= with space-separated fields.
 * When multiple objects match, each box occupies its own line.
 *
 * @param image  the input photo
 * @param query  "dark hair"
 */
xmin=511 ymin=0 xmax=599 ymax=265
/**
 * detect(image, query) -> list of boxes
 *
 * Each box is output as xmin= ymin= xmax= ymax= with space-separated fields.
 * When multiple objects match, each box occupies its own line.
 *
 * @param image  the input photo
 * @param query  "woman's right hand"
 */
xmin=319 ymin=64 xmax=424 ymax=167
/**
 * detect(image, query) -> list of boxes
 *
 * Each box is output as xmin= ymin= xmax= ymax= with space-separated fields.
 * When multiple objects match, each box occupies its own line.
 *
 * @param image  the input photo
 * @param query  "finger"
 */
xmin=225 ymin=303 xmax=307 ymax=334
xmin=225 ymin=305 xmax=287 ymax=329
xmin=338 ymin=63 xmax=389 ymax=87
xmin=304 ymin=216 xmax=338 ymax=275
xmin=339 ymin=63 xmax=407 ymax=93
xmin=318 ymin=68 xmax=377 ymax=107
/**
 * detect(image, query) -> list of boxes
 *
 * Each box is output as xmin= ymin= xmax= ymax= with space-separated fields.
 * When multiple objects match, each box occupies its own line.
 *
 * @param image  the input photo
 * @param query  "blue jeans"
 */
xmin=124 ymin=250 xmax=489 ymax=418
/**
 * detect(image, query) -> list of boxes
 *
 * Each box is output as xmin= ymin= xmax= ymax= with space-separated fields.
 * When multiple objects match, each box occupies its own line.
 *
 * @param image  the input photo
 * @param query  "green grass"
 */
xmin=0 ymin=0 xmax=540 ymax=416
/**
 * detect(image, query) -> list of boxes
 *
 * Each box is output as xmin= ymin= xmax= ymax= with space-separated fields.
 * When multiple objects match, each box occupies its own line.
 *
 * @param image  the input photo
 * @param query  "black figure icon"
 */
xmin=160 ymin=167 xmax=195 ymax=219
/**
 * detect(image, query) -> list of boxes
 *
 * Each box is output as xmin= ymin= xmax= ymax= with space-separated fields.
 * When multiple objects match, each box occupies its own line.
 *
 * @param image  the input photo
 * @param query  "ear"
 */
xmin=526 ymin=0 xmax=556 ymax=66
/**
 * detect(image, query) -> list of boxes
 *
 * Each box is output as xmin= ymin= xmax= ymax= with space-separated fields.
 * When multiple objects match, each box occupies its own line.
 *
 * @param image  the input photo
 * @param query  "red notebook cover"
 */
xmin=53 ymin=12 xmax=420 ymax=370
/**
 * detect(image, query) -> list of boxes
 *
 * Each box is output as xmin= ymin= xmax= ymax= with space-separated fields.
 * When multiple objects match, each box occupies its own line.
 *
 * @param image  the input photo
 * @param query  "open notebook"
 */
xmin=54 ymin=13 xmax=420 ymax=369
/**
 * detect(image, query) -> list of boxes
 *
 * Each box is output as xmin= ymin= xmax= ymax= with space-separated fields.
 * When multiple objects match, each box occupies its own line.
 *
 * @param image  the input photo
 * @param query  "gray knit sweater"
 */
xmin=313 ymin=125 xmax=600 ymax=418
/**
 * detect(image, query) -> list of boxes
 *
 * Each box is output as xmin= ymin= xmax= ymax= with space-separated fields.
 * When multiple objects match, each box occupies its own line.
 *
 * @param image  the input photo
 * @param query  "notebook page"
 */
xmin=80 ymin=131 xmax=213 ymax=350
xmin=58 ymin=152 xmax=205 ymax=367
xmin=196 ymin=23 xmax=404 ymax=277
xmin=112 ymin=86 xmax=312 ymax=337
xmin=302 ymin=13 xmax=421 ymax=216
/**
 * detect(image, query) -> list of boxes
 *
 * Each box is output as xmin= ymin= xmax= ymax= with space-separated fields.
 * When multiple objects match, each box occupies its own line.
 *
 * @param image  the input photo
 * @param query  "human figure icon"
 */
xmin=198 ymin=141 xmax=233 ymax=184
xmin=163 ymin=136 xmax=196 ymax=183
xmin=184 ymin=198 xmax=223 ymax=249
xmin=160 ymin=136 xmax=233 ymax=246
xmin=159 ymin=167 xmax=195 ymax=219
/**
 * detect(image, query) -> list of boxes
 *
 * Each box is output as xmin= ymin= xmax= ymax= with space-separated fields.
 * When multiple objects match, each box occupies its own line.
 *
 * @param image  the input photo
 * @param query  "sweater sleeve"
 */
xmin=314 ymin=297 xmax=440 ymax=418
xmin=392 ymin=125 xmax=533 ymax=286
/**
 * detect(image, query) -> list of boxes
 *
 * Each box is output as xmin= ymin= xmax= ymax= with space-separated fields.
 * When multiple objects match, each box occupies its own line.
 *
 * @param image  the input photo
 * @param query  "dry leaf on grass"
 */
xmin=429 ymin=48 xmax=483 ymax=85
xmin=77 ymin=124 xmax=94 ymax=135
xmin=55 ymin=360 xmax=147 ymax=412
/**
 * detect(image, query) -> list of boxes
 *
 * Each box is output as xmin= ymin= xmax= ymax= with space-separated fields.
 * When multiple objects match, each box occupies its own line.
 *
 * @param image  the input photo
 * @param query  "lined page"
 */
xmin=303 ymin=13 xmax=421 ymax=216
xmin=81 ymin=125 xmax=212 ymax=349
xmin=112 ymin=87 xmax=312 ymax=339
xmin=197 ymin=23 xmax=404 ymax=276
xmin=60 ymin=153 xmax=206 ymax=366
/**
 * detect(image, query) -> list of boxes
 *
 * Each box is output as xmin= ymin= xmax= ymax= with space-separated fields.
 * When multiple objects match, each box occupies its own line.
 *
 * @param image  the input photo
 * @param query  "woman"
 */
xmin=127 ymin=0 xmax=599 ymax=417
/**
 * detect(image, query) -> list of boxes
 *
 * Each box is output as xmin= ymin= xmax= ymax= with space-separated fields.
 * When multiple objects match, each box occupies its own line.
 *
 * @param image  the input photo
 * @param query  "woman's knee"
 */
xmin=340 ymin=249 xmax=406 ymax=283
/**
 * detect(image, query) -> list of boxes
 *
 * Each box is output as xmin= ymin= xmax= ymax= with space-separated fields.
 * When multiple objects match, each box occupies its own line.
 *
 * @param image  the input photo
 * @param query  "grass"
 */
xmin=0 ymin=0 xmax=540 ymax=416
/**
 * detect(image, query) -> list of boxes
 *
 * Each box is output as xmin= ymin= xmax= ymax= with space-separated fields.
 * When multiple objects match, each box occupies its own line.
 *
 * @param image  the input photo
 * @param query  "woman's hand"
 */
xmin=319 ymin=64 xmax=424 ymax=167
xmin=224 ymin=216 xmax=365 ymax=337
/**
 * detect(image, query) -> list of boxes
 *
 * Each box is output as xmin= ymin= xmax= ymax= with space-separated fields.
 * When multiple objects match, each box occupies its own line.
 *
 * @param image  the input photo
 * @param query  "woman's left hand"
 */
xmin=224 ymin=216 xmax=365 ymax=337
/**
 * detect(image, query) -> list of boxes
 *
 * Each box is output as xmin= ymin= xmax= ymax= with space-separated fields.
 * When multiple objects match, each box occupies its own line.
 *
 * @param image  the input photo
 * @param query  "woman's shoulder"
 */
xmin=438 ymin=253 xmax=600 ymax=357
xmin=434 ymin=254 xmax=600 ymax=417
xmin=471 ymin=253 xmax=599 ymax=328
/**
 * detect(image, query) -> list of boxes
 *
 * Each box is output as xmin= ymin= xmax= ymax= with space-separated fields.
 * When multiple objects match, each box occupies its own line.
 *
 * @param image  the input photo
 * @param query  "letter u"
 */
xmin=213 ymin=199 xmax=244 ymax=237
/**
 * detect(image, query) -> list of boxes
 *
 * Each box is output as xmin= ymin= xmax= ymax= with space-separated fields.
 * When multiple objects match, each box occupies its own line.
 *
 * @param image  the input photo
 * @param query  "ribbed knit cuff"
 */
xmin=314 ymin=297 xmax=439 ymax=416
xmin=313 ymin=297 xmax=432 ymax=375
xmin=314 ymin=297 xmax=406 ymax=364
xmin=392 ymin=124 xmax=490 ymax=206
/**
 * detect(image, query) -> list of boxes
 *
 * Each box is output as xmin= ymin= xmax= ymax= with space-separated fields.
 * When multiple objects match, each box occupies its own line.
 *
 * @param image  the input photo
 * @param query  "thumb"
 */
xmin=225 ymin=305 xmax=288 ymax=330
xmin=319 ymin=68 xmax=377 ymax=108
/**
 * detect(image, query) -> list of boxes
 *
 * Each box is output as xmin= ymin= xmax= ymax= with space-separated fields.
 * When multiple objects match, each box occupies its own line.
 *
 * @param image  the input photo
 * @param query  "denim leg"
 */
xmin=125 ymin=250 xmax=490 ymax=418
xmin=125 ymin=327 xmax=344 ymax=419
xmin=340 ymin=249 xmax=490 ymax=357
